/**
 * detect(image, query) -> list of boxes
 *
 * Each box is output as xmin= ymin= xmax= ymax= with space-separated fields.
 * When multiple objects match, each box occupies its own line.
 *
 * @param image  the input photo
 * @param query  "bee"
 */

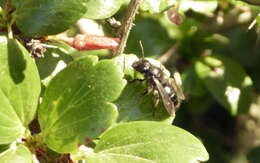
xmin=132 ymin=42 xmax=185 ymax=116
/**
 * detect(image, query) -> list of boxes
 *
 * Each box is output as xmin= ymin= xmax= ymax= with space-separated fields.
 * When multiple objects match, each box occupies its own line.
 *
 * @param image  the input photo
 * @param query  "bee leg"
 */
xmin=153 ymin=90 xmax=160 ymax=107
xmin=128 ymin=78 xmax=145 ymax=83
xmin=143 ymin=84 xmax=154 ymax=95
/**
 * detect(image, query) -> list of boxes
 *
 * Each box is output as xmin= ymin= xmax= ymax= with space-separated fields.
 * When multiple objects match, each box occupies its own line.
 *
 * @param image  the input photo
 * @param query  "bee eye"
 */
xmin=132 ymin=62 xmax=138 ymax=68
xmin=143 ymin=65 xmax=149 ymax=70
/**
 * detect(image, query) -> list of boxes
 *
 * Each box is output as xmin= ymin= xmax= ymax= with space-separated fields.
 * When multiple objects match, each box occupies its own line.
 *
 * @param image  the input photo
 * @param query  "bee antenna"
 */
xmin=139 ymin=40 xmax=145 ymax=59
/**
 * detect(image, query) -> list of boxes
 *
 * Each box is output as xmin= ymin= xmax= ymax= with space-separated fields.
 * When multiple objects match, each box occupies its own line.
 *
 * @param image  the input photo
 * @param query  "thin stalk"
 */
xmin=114 ymin=0 xmax=142 ymax=56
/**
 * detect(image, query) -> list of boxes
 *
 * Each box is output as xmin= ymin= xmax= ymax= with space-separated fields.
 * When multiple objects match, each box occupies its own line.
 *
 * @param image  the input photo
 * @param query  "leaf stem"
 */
xmin=114 ymin=0 xmax=142 ymax=56
xmin=3 ymin=0 xmax=13 ymax=38
xmin=7 ymin=23 xmax=13 ymax=38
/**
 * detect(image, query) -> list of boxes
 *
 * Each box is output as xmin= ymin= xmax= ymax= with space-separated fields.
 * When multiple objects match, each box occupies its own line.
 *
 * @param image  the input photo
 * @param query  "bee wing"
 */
xmin=170 ymin=72 xmax=185 ymax=100
xmin=152 ymin=76 xmax=176 ymax=116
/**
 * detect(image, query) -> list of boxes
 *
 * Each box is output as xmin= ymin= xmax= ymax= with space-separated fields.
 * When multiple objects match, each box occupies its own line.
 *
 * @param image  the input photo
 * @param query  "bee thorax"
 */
xmin=164 ymin=86 xmax=172 ymax=94
xmin=151 ymin=68 xmax=160 ymax=76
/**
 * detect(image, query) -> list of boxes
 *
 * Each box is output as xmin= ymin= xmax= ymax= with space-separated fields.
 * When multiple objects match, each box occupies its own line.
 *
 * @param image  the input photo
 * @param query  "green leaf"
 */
xmin=0 ymin=38 xmax=41 ymax=144
xmin=141 ymin=0 xmax=176 ymax=13
xmin=187 ymin=94 xmax=211 ymax=114
xmin=247 ymin=146 xmax=260 ymax=163
xmin=126 ymin=17 xmax=173 ymax=58
xmin=84 ymin=0 xmax=125 ymax=19
xmin=15 ymin=0 xmax=86 ymax=37
xmin=0 ymin=144 xmax=9 ymax=153
xmin=35 ymin=42 xmax=73 ymax=86
xmin=0 ymin=144 xmax=32 ymax=163
xmin=182 ymin=66 xmax=207 ymax=96
xmin=195 ymin=55 xmax=253 ymax=116
xmin=83 ymin=121 xmax=209 ymax=163
xmin=179 ymin=0 xmax=218 ymax=15
xmin=38 ymin=56 xmax=126 ymax=153
xmin=256 ymin=15 xmax=260 ymax=28
xmin=115 ymin=82 xmax=173 ymax=123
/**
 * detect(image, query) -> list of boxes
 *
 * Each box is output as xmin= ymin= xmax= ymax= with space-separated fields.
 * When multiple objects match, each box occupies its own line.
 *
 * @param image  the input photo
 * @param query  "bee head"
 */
xmin=132 ymin=59 xmax=151 ymax=73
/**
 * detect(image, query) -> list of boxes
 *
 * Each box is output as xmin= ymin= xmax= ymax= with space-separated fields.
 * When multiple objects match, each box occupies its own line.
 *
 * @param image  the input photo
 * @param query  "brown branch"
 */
xmin=158 ymin=44 xmax=178 ymax=64
xmin=240 ymin=0 xmax=260 ymax=6
xmin=114 ymin=0 xmax=142 ymax=56
xmin=5 ymin=0 xmax=12 ymax=12
xmin=202 ymin=8 xmax=256 ymax=32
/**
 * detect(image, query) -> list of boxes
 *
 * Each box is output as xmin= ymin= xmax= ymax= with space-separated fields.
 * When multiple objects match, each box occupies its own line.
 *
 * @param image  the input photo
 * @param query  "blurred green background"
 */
xmin=121 ymin=0 xmax=260 ymax=162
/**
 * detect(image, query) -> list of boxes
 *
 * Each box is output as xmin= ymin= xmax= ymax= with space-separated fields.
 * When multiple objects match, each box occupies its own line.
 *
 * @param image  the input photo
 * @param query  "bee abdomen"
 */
xmin=170 ymin=94 xmax=178 ymax=106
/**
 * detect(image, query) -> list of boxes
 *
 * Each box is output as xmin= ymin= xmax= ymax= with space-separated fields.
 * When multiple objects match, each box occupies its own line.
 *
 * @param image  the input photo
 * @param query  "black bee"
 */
xmin=132 ymin=43 xmax=184 ymax=116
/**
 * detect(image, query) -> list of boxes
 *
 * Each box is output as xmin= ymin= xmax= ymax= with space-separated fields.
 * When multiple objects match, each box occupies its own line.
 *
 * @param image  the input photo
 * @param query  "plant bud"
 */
xmin=167 ymin=7 xmax=184 ymax=25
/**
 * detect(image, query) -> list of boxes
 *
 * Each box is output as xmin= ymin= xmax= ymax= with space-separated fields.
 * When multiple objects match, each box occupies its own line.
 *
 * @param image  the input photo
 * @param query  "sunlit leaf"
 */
xmin=0 ymin=38 xmax=40 ymax=144
xmin=179 ymin=0 xmax=218 ymax=15
xmin=0 ymin=144 xmax=32 ymax=163
xmin=141 ymin=0 xmax=176 ymax=13
xmin=38 ymin=56 xmax=126 ymax=153
xmin=195 ymin=55 xmax=253 ymax=115
xmin=83 ymin=121 xmax=209 ymax=163
xmin=84 ymin=0 xmax=125 ymax=19
xmin=16 ymin=0 xmax=86 ymax=36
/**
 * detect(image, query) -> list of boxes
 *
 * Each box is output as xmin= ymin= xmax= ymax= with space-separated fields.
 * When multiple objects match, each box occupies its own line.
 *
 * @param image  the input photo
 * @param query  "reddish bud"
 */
xmin=72 ymin=34 xmax=120 ymax=51
xmin=52 ymin=34 xmax=120 ymax=51
xmin=167 ymin=7 xmax=184 ymax=25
